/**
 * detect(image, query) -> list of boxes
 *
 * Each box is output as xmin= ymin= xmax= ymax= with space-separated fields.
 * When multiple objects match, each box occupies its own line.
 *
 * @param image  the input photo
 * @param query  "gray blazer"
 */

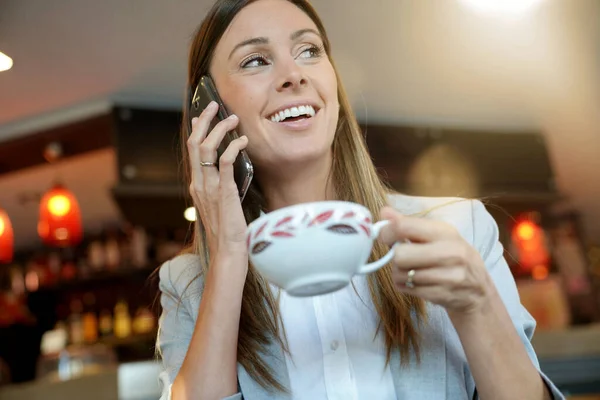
xmin=156 ymin=195 xmax=565 ymax=399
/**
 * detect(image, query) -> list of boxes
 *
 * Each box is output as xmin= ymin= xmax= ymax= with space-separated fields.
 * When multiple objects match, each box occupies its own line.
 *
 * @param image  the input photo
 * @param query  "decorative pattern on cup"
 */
xmin=248 ymin=209 xmax=372 ymax=255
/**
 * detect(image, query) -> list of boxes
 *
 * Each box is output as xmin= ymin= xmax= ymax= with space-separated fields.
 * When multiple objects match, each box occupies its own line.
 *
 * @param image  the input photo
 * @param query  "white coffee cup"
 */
xmin=246 ymin=201 xmax=397 ymax=297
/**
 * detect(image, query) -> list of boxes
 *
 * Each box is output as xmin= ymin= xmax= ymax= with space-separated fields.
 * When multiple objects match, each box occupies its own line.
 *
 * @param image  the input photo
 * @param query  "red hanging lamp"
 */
xmin=511 ymin=213 xmax=550 ymax=279
xmin=37 ymin=142 xmax=83 ymax=248
xmin=0 ymin=207 xmax=14 ymax=264
xmin=38 ymin=183 xmax=83 ymax=247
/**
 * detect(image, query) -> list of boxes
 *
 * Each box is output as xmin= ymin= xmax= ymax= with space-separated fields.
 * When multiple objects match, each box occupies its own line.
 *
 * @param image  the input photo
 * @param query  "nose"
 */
xmin=275 ymin=57 xmax=307 ymax=92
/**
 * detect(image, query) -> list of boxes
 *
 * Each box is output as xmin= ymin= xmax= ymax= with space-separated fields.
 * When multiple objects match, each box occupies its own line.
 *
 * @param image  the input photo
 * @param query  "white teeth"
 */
xmin=269 ymin=105 xmax=316 ymax=122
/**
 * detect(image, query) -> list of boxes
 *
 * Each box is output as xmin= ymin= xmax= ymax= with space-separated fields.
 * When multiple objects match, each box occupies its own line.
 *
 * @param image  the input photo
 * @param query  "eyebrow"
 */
xmin=228 ymin=28 xmax=321 ymax=60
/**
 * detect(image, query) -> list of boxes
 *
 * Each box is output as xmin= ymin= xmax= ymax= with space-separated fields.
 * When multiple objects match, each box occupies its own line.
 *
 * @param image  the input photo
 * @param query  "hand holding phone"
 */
xmin=187 ymin=77 xmax=253 ymax=256
xmin=189 ymin=76 xmax=254 ymax=202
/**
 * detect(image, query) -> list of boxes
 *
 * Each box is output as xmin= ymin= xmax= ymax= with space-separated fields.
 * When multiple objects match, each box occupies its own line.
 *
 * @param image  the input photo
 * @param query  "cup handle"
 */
xmin=357 ymin=219 xmax=398 ymax=275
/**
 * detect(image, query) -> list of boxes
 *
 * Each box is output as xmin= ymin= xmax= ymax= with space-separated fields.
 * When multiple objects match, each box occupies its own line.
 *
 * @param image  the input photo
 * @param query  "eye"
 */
xmin=298 ymin=45 xmax=324 ymax=60
xmin=241 ymin=54 xmax=270 ymax=68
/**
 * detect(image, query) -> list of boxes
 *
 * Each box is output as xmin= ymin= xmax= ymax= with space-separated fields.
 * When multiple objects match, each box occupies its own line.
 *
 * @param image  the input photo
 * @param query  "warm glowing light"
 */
xmin=184 ymin=207 xmax=197 ymax=222
xmin=532 ymin=265 xmax=549 ymax=280
xmin=54 ymin=228 xmax=69 ymax=241
xmin=25 ymin=271 xmax=39 ymax=292
xmin=39 ymin=184 xmax=83 ymax=247
xmin=0 ymin=208 xmax=14 ymax=264
xmin=511 ymin=215 xmax=550 ymax=274
xmin=459 ymin=0 xmax=545 ymax=16
xmin=0 ymin=52 xmax=13 ymax=72
xmin=48 ymin=195 xmax=71 ymax=217
xmin=516 ymin=221 xmax=536 ymax=241
xmin=37 ymin=220 xmax=49 ymax=238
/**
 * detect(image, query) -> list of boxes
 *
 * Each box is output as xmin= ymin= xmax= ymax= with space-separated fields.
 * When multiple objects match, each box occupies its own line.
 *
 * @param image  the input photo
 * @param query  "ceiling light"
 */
xmin=0 ymin=52 xmax=13 ymax=72
xmin=184 ymin=207 xmax=197 ymax=222
xmin=459 ymin=0 xmax=545 ymax=16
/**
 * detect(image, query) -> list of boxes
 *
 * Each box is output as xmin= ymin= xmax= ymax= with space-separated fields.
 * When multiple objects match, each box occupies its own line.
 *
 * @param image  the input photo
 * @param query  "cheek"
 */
xmin=221 ymin=90 xmax=260 ymax=133
xmin=323 ymin=63 xmax=338 ymax=100
xmin=219 ymin=78 xmax=260 ymax=114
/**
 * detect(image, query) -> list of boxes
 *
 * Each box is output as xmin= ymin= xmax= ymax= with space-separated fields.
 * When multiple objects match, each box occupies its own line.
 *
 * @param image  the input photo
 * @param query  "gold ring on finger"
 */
xmin=199 ymin=161 xmax=217 ymax=167
xmin=406 ymin=269 xmax=416 ymax=288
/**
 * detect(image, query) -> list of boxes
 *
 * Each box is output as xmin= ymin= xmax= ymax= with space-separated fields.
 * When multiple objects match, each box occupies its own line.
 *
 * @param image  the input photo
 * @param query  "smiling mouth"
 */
xmin=268 ymin=105 xmax=317 ymax=123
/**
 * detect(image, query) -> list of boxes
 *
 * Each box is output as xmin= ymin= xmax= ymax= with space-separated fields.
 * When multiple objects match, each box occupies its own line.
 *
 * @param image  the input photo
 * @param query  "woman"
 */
xmin=156 ymin=0 xmax=564 ymax=399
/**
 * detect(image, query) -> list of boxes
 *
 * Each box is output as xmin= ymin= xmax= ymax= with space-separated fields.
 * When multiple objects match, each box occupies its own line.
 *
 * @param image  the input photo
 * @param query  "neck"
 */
xmin=257 ymin=153 xmax=336 ymax=211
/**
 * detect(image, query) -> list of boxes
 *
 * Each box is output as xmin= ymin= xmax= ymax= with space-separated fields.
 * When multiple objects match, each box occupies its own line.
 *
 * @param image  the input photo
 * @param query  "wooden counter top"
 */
xmin=533 ymin=324 xmax=600 ymax=359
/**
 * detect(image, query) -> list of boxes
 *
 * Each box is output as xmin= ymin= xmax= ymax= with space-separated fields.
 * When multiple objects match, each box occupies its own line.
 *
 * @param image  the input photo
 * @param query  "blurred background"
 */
xmin=0 ymin=0 xmax=599 ymax=399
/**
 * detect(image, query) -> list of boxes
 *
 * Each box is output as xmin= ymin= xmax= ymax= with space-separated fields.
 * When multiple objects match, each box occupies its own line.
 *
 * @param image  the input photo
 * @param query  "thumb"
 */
xmin=378 ymin=206 xmax=401 ymax=246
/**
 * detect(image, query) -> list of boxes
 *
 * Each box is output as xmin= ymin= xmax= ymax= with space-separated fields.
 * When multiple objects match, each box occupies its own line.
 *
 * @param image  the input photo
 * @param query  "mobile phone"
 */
xmin=189 ymin=75 xmax=254 ymax=202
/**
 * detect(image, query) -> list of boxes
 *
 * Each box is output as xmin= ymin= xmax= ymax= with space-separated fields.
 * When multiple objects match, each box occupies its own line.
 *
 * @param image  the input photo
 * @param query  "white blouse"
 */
xmin=275 ymin=275 xmax=397 ymax=400
xmin=161 ymin=276 xmax=396 ymax=400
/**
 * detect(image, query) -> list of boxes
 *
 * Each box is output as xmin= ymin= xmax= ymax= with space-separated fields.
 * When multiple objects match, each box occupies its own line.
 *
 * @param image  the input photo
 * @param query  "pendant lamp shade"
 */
xmin=0 ymin=208 xmax=14 ymax=263
xmin=38 ymin=184 xmax=83 ymax=247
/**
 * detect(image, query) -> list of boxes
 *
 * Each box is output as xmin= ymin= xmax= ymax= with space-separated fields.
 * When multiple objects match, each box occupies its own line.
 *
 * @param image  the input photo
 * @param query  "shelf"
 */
xmin=479 ymin=191 xmax=564 ymax=205
xmin=111 ymin=182 xmax=186 ymax=198
xmin=29 ymin=265 xmax=157 ymax=294
xmin=96 ymin=329 xmax=157 ymax=348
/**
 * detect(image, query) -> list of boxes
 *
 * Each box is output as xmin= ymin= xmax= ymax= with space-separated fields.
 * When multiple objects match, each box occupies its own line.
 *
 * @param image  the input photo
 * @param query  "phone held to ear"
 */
xmin=189 ymin=75 xmax=254 ymax=202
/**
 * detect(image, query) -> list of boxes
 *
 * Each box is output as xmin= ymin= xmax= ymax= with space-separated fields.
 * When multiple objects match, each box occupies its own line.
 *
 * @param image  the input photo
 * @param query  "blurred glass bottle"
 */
xmin=113 ymin=299 xmax=131 ymax=339
xmin=68 ymin=299 xmax=84 ymax=345
xmin=82 ymin=292 xmax=98 ymax=344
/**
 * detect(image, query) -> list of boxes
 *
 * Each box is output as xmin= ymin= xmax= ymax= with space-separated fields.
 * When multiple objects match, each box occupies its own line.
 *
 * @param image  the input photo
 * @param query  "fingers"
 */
xmin=379 ymin=206 xmax=459 ymax=244
xmin=378 ymin=207 xmax=400 ymax=246
xmin=391 ymin=266 xmax=489 ymax=313
xmin=392 ymin=265 xmax=469 ymax=287
xmin=190 ymin=101 xmax=219 ymax=141
xmin=187 ymin=102 xmax=220 ymax=191
xmin=392 ymin=241 xmax=475 ymax=270
xmin=219 ymin=135 xmax=249 ymax=192
xmin=187 ymin=102 xmax=240 ymax=197
xmin=199 ymin=114 xmax=239 ymax=163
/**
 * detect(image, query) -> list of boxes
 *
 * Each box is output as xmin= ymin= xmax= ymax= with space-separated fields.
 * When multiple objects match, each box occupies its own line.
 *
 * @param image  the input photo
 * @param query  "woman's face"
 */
xmin=209 ymin=0 xmax=339 ymax=172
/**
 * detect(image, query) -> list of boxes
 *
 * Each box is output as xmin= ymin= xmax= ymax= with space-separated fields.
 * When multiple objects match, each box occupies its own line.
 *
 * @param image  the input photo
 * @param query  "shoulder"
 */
xmin=158 ymin=253 xmax=205 ymax=302
xmin=387 ymin=193 xmax=497 ymax=250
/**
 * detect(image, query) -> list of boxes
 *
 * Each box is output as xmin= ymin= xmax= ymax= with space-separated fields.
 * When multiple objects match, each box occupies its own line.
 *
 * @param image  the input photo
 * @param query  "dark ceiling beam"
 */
xmin=0 ymin=113 xmax=115 ymax=177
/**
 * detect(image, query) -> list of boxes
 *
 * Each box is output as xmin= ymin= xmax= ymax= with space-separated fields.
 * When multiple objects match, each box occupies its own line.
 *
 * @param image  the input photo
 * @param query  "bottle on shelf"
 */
xmin=104 ymin=229 xmax=121 ymax=271
xmin=133 ymin=306 xmax=156 ymax=335
xmin=87 ymin=236 xmax=106 ymax=272
xmin=99 ymin=309 xmax=113 ymax=338
xmin=82 ymin=292 xmax=98 ymax=344
xmin=68 ymin=299 xmax=84 ymax=345
xmin=130 ymin=226 xmax=149 ymax=268
xmin=113 ymin=299 xmax=132 ymax=339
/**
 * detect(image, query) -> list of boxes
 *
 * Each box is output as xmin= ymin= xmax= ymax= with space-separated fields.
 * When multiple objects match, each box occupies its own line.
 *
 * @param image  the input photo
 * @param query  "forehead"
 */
xmin=218 ymin=0 xmax=318 ymax=50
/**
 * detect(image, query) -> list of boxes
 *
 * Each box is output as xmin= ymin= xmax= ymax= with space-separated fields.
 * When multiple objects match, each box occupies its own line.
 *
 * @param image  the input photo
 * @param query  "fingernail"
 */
xmin=191 ymin=117 xmax=198 ymax=125
xmin=209 ymin=101 xmax=218 ymax=110
xmin=229 ymin=114 xmax=238 ymax=120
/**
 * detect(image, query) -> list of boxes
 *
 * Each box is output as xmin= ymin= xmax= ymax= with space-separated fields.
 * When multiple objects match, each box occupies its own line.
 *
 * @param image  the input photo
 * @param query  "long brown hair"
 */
xmin=177 ymin=0 xmax=426 ymax=393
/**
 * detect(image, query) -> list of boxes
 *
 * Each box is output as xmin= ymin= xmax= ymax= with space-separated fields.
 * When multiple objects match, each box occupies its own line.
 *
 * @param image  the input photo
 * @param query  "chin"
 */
xmin=288 ymin=150 xmax=329 ymax=165
xmin=259 ymin=143 xmax=332 ymax=172
xmin=251 ymin=117 xmax=335 ymax=170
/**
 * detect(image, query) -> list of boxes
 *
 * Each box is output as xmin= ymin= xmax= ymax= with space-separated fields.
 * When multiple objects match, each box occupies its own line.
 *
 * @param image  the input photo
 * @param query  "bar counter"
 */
xmin=0 ymin=324 xmax=598 ymax=399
